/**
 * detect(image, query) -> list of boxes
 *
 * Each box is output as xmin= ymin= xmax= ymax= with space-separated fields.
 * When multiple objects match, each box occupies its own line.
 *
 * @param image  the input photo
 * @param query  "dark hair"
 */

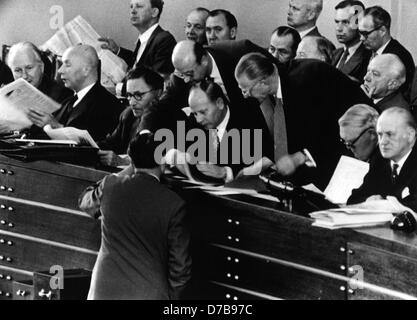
xmin=313 ymin=36 xmax=336 ymax=64
xmin=272 ymin=26 xmax=301 ymax=56
xmin=126 ymin=66 xmax=164 ymax=90
xmin=364 ymin=6 xmax=391 ymax=30
xmin=235 ymin=52 xmax=275 ymax=81
xmin=128 ymin=132 xmax=160 ymax=169
xmin=335 ymin=0 xmax=365 ymax=11
xmin=193 ymin=7 xmax=210 ymax=15
xmin=192 ymin=42 xmax=208 ymax=64
xmin=209 ymin=9 xmax=238 ymax=29
xmin=195 ymin=78 xmax=229 ymax=105
xmin=150 ymin=0 xmax=164 ymax=18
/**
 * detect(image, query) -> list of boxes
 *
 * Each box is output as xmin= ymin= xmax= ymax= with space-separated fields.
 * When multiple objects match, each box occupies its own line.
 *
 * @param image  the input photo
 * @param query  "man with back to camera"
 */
xmin=185 ymin=7 xmax=209 ymax=45
xmin=348 ymin=107 xmax=417 ymax=213
xmin=287 ymin=0 xmax=323 ymax=38
xmin=206 ymin=9 xmax=238 ymax=46
xmin=332 ymin=0 xmax=371 ymax=82
xmin=27 ymin=44 xmax=122 ymax=141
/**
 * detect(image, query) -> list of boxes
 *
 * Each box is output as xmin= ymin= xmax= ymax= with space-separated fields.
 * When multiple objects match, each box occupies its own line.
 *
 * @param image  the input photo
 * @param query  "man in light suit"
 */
xmin=79 ymin=133 xmax=191 ymax=300
xmin=100 ymin=0 xmax=176 ymax=78
xmin=359 ymin=6 xmax=415 ymax=97
xmin=332 ymin=0 xmax=371 ymax=82
xmin=348 ymin=107 xmax=417 ymax=212
xmin=28 ymin=45 xmax=122 ymax=141
xmin=287 ymin=0 xmax=323 ymax=38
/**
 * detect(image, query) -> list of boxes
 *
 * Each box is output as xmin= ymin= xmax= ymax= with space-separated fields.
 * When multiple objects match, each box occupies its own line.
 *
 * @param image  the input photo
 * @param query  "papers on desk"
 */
xmin=43 ymin=125 xmax=99 ymax=148
xmin=0 ymin=79 xmax=61 ymax=131
xmin=324 ymin=156 xmax=369 ymax=205
xmin=41 ymin=15 xmax=128 ymax=88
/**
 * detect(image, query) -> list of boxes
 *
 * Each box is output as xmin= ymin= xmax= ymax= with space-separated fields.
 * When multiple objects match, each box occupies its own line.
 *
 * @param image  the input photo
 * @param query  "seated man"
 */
xmin=338 ymin=104 xmax=379 ymax=162
xmin=362 ymin=54 xmax=409 ymax=112
xmin=7 ymin=41 xmax=71 ymax=103
xmin=79 ymin=133 xmax=191 ymax=300
xmin=184 ymin=7 xmax=209 ymax=45
xmin=206 ymin=9 xmax=238 ymax=46
xmin=179 ymin=80 xmax=273 ymax=182
xmin=28 ymin=45 xmax=123 ymax=141
xmin=98 ymin=66 xmax=164 ymax=167
xmin=348 ymin=107 xmax=417 ymax=212
xmin=296 ymin=36 xmax=336 ymax=64
xmin=268 ymin=26 xmax=301 ymax=64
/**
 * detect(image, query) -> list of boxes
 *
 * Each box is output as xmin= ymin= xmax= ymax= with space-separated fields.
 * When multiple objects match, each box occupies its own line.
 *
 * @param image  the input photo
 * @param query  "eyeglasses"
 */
xmin=340 ymin=127 xmax=372 ymax=150
xmin=240 ymin=79 xmax=263 ymax=97
xmin=126 ymin=90 xmax=155 ymax=101
xmin=359 ymin=25 xmax=382 ymax=38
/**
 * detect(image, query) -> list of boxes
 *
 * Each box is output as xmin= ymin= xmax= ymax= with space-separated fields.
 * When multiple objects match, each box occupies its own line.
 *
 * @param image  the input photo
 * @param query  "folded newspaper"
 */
xmin=0 ymin=78 xmax=61 ymax=131
xmin=43 ymin=125 xmax=99 ymax=148
xmin=41 ymin=15 xmax=127 ymax=88
xmin=310 ymin=196 xmax=413 ymax=229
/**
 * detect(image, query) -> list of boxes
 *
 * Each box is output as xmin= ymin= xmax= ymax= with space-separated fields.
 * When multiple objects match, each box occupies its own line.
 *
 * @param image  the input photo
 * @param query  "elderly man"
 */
xmin=359 ymin=6 xmax=415 ymax=95
xmin=27 ymin=45 xmax=122 ymax=141
xmin=348 ymin=107 xmax=417 ymax=212
xmin=100 ymin=0 xmax=176 ymax=77
xmin=362 ymin=54 xmax=409 ymax=112
xmin=206 ymin=9 xmax=238 ymax=45
xmin=296 ymin=36 xmax=335 ymax=64
xmin=287 ymin=0 xmax=323 ymax=38
xmin=332 ymin=0 xmax=371 ymax=82
xmin=184 ymin=7 xmax=209 ymax=45
xmin=7 ymin=42 xmax=71 ymax=103
xmin=339 ymin=104 xmax=379 ymax=162
xmin=235 ymin=53 xmax=372 ymax=189
xmin=268 ymin=26 xmax=301 ymax=64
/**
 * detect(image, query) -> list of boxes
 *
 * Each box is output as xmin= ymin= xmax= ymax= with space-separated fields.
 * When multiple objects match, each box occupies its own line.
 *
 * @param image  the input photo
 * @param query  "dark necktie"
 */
xmin=391 ymin=163 xmax=399 ymax=184
xmin=133 ymin=39 xmax=142 ymax=65
xmin=273 ymin=96 xmax=288 ymax=161
xmin=337 ymin=48 xmax=350 ymax=70
xmin=59 ymin=94 xmax=78 ymax=125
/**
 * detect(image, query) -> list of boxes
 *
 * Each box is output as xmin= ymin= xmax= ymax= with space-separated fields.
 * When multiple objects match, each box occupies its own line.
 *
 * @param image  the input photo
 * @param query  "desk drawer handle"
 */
xmin=38 ymin=289 xmax=52 ymax=300
xmin=7 ymin=207 xmax=13 ymax=212
xmin=16 ymin=290 xmax=28 ymax=297
xmin=0 ymin=220 xmax=6 ymax=225
xmin=7 ymin=241 xmax=13 ymax=246
xmin=0 ymin=239 xmax=4 ymax=244
xmin=5 ymin=275 xmax=11 ymax=281
xmin=7 ymin=171 xmax=13 ymax=176
xmin=0 ymin=255 xmax=4 ymax=260
xmin=7 ymin=223 xmax=14 ymax=228
xmin=0 ymin=274 xmax=3 ymax=279
xmin=6 ymin=257 xmax=12 ymax=263
xmin=0 ymin=169 xmax=5 ymax=174
xmin=7 ymin=187 xmax=13 ymax=193
xmin=0 ymin=205 xmax=5 ymax=210
xmin=0 ymin=186 xmax=5 ymax=191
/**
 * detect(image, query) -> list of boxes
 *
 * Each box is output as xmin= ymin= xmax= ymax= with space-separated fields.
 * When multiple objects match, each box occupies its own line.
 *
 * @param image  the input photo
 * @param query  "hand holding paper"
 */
xmin=43 ymin=125 xmax=99 ymax=148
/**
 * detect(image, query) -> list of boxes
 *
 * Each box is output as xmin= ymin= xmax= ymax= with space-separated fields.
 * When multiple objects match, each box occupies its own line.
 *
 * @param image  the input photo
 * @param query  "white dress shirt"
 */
xmin=135 ymin=23 xmax=159 ymax=63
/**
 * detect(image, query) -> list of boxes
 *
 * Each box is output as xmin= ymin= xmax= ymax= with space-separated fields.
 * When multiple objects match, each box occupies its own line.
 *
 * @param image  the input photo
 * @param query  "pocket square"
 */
xmin=401 ymin=187 xmax=410 ymax=199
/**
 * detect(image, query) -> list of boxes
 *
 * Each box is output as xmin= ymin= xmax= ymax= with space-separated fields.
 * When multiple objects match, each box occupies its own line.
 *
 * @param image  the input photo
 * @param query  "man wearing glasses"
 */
xmin=358 ymin=6 xmax=415 ymax=96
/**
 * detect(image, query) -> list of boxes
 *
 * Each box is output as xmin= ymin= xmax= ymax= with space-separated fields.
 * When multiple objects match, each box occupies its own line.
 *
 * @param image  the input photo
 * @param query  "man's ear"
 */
xmin=307 ymin=8 xmax=317 ymax=21
xmin=151 ymin=7 xmax=160 ymax=19
xmin=230 ymin=27 xmax=237 ymax=40
xmin=387 ymin=79 xmax=400 ymax=91
xmin=216 ymin=97 xmax=225 ymax=110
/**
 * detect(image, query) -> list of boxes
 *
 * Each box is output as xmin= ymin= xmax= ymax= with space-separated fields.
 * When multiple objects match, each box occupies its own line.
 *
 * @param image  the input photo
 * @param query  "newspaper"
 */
xmin=41 ymin=15 xmax=128 ymax=87
xmin=43 ymin=125 xmax=99 ymax=148
xmin=0 ymin=79 xmax=61 ymax=131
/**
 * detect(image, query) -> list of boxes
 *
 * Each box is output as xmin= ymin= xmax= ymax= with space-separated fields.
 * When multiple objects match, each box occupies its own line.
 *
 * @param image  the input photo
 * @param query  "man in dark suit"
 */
xmin=359 ymin=6 xmax=415 ymax=96
xmin=332 ymin=0 xmax=371 ymax=82
xmin=348 ymin=107 xmax=417 ymax=212
xmin=268 ymin=26 xmax=301 ymax=65
xmin=362 ymin=54 xmax=409 ymax=112
xmin=99 ymin=0 xmax=176 ymax=78
xmin=235 ymin=53 xmax=373 ymax=190
xmin=139 ymin=39 xmax=270 ymax=135
xmin=185 ymin=7 xmax=209 ymax=45
xmin=287 ymin=0 xmax=323 ymax=38
xmin=206 ymin=9 xmax=238 ymax=46
xmin=28 ymin=45 xmax=122 ymax=142
xmin=79 ymin=133 xmax=191 ymax=300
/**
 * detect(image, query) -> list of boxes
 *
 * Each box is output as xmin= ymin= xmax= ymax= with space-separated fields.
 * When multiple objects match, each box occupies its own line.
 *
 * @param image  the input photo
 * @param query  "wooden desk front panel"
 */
xmin=0 ymin=266 xmax=32 ymax=300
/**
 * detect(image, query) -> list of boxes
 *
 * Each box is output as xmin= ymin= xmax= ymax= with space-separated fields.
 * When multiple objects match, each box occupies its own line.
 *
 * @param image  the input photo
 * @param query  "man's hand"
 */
xmin=98 ymin=37 xmax=120 ymax=55
xmin=98 ymin=150 xmax=128 ymax=167
xmin=196 ymin=162 xmax=227 ymax=179
xmin=28 ymin=109 xmax=61 ymax=128
xmin=275 ymin=152 xmax=306 ymax=176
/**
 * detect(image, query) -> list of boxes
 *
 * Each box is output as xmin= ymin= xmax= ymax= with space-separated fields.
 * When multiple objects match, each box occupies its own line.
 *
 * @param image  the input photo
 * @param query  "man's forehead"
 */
xmin=207 ymin=14 xmax=227 ymax=27
xmin=187 ymin=11 xmax=206 ymax=23
xmin=273 ymin=34 xmax=294 ymax=47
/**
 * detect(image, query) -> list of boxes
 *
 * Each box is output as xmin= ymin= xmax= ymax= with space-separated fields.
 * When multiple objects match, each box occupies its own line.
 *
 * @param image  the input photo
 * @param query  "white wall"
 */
xmin=0 ymin=0 xmax=416 ymax=61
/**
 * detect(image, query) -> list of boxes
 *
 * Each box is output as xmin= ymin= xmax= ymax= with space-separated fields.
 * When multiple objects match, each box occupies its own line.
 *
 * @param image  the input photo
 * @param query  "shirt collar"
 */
xmin=376 ymin=38 xmax=391 ymax=55
xmin=344 ymin=41 xmax=362 ymax=58
xmin=276 ymin=75 xmax=283 ymax=100
xmin=391 ymin=148 xmax=412 ymax=174
xmin=299 ymin=26 xmax=316 ymax=38
xmin=73 ymin=82 xmax=95 ymax=107
xmin=216 ymin=106 xmax=230 ymax=141
xmin=138 ymin=23 xmax=159 ymax=45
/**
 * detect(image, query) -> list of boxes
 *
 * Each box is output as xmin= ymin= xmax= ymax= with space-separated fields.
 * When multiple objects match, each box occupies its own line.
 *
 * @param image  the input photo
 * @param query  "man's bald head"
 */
xmin=377 ymin=107 xmax=417 ymax=161
xmin=364 ymin=53 xmax=406 ymax=99
xmin=58 ymin=44 xmax=99 ymax=92
xmin=7 ymin=42 xmax=45 ymax=88
xmin=172 ymin=40 xmax=210 ymax=83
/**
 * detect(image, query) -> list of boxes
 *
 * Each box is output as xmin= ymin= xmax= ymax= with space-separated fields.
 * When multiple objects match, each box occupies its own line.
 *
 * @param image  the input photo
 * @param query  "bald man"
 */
xmin=348 ymin=107 xmax=417 ymax=212
xmin=185 ymin=7 xmax=209 ymax=45
xmin=7 ymin=42 xmax=71 ymax=103
xmin=362 ymin=54 xmax=409 ymax=112
xmin=138 ymin=39 xmax=270 ymax=134
xmin=287 ymin=0 xmax=323 ymax=38
xmin=28 ymin=45 xmax=122 ymax=141
xmin=296 ymin=36 xmax=335 ymax=64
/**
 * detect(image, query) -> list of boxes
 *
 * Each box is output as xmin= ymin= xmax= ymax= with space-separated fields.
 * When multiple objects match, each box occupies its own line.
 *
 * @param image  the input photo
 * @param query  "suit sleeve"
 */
xmin=118 ymin=47 xmax=135 ymax=68
xmin=149 ymin=34 xmax=176 ymax=76
xmin=167 ymin=201 xmax=191 ymax=300
xmin=78 ymin=176 xmax=108 ymax=218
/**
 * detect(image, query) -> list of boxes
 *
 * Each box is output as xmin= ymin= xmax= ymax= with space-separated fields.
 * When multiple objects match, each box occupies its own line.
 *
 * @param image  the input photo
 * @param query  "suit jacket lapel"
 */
xmin=66 ymin=83 xmax=99 ymax=125
xmin=137 ymin=26 xmax=162 ymax=66
xmin=396 ymin=144 xmax=417 ymax=188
